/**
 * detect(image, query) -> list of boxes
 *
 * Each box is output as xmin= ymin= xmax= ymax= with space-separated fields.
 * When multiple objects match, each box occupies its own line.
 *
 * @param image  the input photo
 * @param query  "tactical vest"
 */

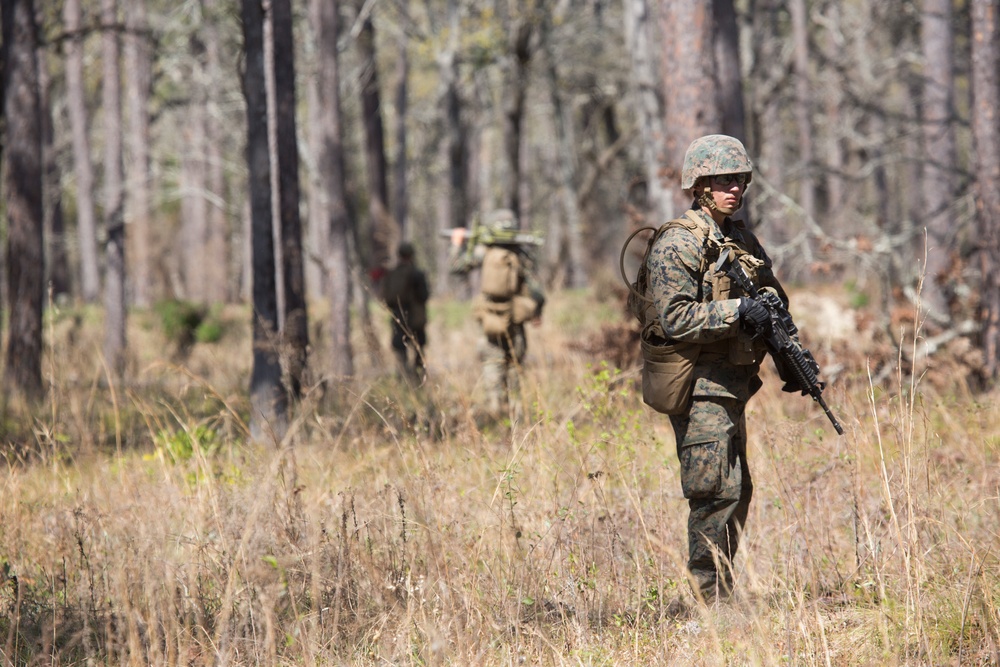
xmin=623 ymin=210 xmax=765 ymax=384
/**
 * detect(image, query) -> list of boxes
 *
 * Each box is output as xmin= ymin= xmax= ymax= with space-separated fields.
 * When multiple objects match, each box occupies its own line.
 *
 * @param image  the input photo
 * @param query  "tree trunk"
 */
xmin=623 ymin=0 xmax=671 ymax=224
xmin=180 ymin=80 xmax=208 ymax=301
xmin=203 ymin=0 xmax=229 ymax=304
xmin=101 ymin=0 xmax=127 ymax=376
xmin=305 ymin=5 xmax=326 ymax=302
xmin=37 ymin=26 xmax=70 ymax=300
xmin=2 ymin=0 xmax=45 ymax=399
xmin=355 ymin=0 xmax=396 ymax=272
xmin=660 ymin=0 xmax=716 ymax=213
xmin=124 ymin=0 xmax=152 ymax=307
xmin=316 ymin=0 xmax=354 ymax=378
xmin=392 ymin=28 xmax=409 ymax=237
xmin=920 ymin=0 xmax=957 ymax=321
xmin=789 ymin=0 xmax=815 ymax=223
xmin=501 ymin=18 xmax=533 ymax=220
xmin=272 ymin=0 xmax=309 ymax=397
xmin=242 ymin=0 xmax=287 ymax=440
xmin=541 ymin=12 xmax=587 ymax=289
xmin=971 ymin=0 xmax=1000 ymax=378
xmin=713 ymin=0 xmax=745 ymax=141
xmin=63 ymin=0 xmax=101 ymax=303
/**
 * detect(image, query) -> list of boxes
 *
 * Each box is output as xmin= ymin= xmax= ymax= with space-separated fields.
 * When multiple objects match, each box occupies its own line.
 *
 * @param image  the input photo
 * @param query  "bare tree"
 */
xmin=2 ymin=0 xmax=45 ymax=399
xmin=101 ymin=0 xmax=127 ymax=376
xmin=272 ymin=0 xmax=309 ymax=397
xmin=242 ymin=0 xmax=287 ymax=440
xmin=63 ymin=0 xmax=101 ymax=303
xmin=971 ymin=0 xmax=1000 ymax=378
xmin=316 ymin=0 xmax=354 ymax=378
xmin=920 ymin=0 xmax=957 ymax=321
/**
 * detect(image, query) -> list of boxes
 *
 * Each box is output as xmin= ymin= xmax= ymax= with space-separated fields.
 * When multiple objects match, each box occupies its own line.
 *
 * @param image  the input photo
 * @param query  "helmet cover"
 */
xmin=486 ymin=209 xmax=519 ymax=234
xmin=681 ymin=134 xmax=753 ymax=190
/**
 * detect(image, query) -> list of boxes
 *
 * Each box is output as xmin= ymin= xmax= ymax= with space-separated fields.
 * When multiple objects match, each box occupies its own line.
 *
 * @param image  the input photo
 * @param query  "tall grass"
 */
xmin=1 ymin=290 xmax=998 ymax=665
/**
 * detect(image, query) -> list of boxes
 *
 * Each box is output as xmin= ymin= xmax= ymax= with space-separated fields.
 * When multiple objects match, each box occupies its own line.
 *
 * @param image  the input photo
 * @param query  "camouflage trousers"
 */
xmin=477 ymin=324 xmax=526 ymax=417
xmin=669 ymin=396 xmax=752 ymax=601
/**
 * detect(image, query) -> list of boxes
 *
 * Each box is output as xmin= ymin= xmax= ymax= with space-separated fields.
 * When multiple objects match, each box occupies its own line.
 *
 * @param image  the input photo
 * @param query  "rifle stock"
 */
xmin=716 ymin=249 xmax=845 ymax=435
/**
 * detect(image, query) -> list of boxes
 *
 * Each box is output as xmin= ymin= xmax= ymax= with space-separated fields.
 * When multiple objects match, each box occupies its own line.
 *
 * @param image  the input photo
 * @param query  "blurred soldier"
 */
xmin=451 ymin=209 xmax=545 ymax=418
xmin=382 ymin=242 xmax=430 ymax=382
xmin=643 ymin=135 xmax=789 ymax=602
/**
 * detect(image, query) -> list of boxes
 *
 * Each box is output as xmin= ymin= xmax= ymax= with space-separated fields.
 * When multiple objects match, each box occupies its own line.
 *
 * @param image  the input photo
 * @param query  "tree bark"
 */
xmin=623 ymin=0 xmax=671 ymax=224
xmin=971 ymin=0 xmax=1000 ymax=378
xmin=124 ymin=0 xmax=152 ymax=307
xmin=242 ymin=0 xmax=287 ymax=440
xmin=660 ymin=0 xmax=716 ymax=213
xmin=541 ymin=11 xmax=587 ymax=288
xmin=789 ymin=0 xmax=815 ymax=223
xmin=501 ymin=18 xmax=533 ymax=221
xmin=316 ymin=0 xmax=354 ymax=378
xmin=354 ymin=0 xmax=396 ymax=272
xmin=37 ymin=25 xmax=70 ymax=300
xmin=2 ymin=0 xmax=45 ymax=399
xmin=713 ymin=0 xmax=745 ymax=141
xmin=920 ymin=0 xmax=957 ymax=320
xmin=203 ymin=0 xmax=229 ymax=304
xmin=272 ymin=0 xmax=309 ymax=398
xmin=392 ymin=27 xmax=409 ymax=237
xmin=63 ymin=0 xmax=101 ymax=303
xmin=101 ymin=0 xmax=127 ymax=376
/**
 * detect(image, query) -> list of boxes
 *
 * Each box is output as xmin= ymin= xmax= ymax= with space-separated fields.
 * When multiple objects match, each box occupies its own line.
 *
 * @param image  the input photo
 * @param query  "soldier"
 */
xmin=382 ymin=242 xmax=430 ymax=382
xmin=451 ymin=209 xmax=545 ymax=418
xmin=644 ymin=135 xmax=789 ymax=602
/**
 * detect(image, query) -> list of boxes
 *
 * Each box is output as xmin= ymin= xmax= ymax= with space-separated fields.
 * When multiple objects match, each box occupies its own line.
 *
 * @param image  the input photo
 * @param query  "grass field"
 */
xmin=1 ymin=287 xmax=998 ymax=665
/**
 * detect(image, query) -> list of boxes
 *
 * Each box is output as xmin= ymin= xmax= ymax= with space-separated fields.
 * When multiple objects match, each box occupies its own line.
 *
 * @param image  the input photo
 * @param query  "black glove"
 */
xmin=738 ymin=296 xmax=773 ymax=336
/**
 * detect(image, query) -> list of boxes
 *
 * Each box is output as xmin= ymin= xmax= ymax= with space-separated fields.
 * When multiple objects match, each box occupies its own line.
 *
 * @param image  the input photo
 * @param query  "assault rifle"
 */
xmin=716 ymin=248 xmax=845 ymax=435
xmin=438 ymin=226 xmax=545 ymax=248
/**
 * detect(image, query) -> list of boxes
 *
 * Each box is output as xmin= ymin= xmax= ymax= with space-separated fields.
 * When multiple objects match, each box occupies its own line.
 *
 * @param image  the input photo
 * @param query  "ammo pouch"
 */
xmin=473 ymin=295 xmax=512 ymax=336
xmin=511 ymin=294 xmax=539 ymax=324
xmin=640 ymin=325 xmax=700 ymax=415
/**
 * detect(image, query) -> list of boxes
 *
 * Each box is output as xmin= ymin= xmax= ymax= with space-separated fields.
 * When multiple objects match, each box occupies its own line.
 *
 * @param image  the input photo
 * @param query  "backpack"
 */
xmin=620 ymin=211 xmax=716 ymax=415
xmin=480 ymin=246 xmax=521 ymax=300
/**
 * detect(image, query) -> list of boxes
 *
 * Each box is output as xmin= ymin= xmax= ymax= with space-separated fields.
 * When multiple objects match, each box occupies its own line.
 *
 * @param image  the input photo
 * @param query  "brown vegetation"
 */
xmin=1 ymin=288 xmax=998 ymax=665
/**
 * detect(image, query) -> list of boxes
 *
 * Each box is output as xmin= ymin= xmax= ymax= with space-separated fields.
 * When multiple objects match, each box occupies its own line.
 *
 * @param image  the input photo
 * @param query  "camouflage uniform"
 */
xmin=452 ymin=210 xmax=545 ymax=418
xmin=645 ymin=135 xmax=788 ymax=601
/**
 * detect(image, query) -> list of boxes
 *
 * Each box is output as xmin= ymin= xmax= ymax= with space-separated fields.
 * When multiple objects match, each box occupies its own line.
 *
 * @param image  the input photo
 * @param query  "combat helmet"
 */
xmin=681 ymin=134 xmax=753 ymax=191
xmin=486 ymin=209 xmax=518 ymax=234
xmin=480 ymin=209 xmax=519 ymax=245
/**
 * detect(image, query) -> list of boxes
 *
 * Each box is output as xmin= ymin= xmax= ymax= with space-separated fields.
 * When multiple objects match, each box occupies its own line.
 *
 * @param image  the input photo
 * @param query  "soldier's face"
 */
xmin=708 ymin=175 xmax=746 ymax=212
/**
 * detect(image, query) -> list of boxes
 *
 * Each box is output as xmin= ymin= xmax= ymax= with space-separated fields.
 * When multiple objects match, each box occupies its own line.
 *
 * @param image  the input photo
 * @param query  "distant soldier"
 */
xmin=382 ymin=242 xmax=430 ymax=382
xmin=451 ymin=209 xmax=545 ymax=418
xmin=638 ymin=135 xmax=790 ymax=602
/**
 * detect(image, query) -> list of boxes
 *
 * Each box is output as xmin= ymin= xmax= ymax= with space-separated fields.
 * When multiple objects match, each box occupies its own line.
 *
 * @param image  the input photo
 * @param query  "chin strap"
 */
xmin=697 ymin=185 xmax=742 ymax=216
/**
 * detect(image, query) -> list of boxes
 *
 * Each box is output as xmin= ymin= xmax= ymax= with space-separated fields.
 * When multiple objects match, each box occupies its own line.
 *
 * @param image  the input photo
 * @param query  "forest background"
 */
xmin=1 ymin=0 xmax=1000 ymax=664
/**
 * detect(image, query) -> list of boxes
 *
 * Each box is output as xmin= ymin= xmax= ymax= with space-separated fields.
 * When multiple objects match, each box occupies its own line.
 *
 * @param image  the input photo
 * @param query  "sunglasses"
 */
xmin=713 ymin=173 xmax=749 ymax=187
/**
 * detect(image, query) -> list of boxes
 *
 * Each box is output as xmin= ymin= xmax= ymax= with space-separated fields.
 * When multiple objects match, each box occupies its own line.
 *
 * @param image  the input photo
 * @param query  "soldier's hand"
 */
xmin=738 ymin=297 xmax=773 ymax=336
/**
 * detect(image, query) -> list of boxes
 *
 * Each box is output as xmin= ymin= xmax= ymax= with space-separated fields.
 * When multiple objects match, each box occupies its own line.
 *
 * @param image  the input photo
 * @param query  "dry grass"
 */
xmin=1 ymin=288 xmax=999 ymax=666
